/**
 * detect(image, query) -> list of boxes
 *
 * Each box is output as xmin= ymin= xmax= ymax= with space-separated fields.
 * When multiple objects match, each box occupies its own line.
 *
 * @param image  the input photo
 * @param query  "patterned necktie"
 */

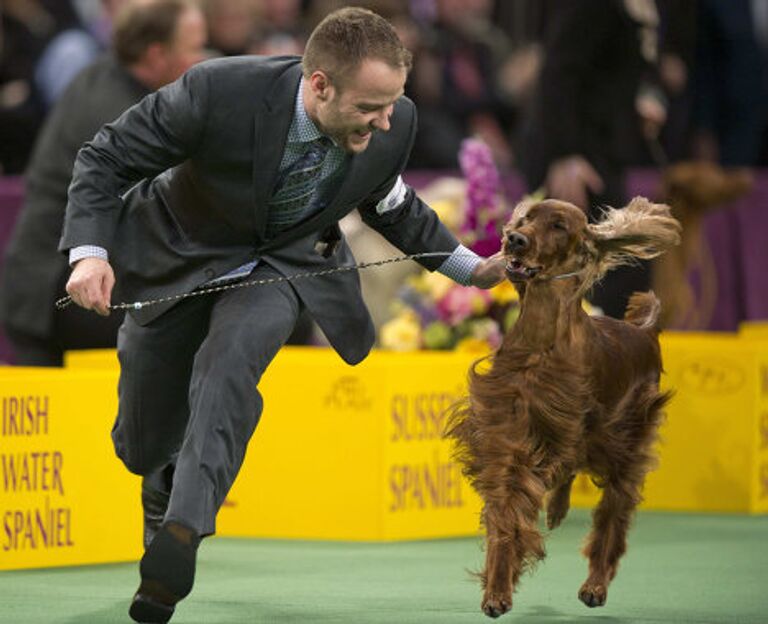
xmin=267 ymin=136 xmax=333 ymax=236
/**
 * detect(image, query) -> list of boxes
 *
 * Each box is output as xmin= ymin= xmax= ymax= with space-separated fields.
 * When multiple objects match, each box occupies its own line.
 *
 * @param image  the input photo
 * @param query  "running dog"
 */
xmin=447 ymin=197 xmax=681 ymax=618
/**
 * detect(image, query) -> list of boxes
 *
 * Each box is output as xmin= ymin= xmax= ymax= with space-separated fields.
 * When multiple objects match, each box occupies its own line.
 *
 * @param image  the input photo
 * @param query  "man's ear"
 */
xmin=588 ymin=197 xmax=682 ymax=275
xmin=309 ymin=70 xmax=332 ymax=100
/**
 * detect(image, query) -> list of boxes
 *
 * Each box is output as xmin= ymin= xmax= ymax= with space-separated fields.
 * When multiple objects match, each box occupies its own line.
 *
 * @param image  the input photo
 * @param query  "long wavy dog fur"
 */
xmin=447 ymin=197 xmax=681 ymax=618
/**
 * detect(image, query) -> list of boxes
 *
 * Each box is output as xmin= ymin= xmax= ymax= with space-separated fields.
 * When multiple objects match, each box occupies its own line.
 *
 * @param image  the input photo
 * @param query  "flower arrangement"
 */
xmin=380 ymin=272 xmax=520 ymax=352
xmin=381 ymin=138 xmax=517 ymax=353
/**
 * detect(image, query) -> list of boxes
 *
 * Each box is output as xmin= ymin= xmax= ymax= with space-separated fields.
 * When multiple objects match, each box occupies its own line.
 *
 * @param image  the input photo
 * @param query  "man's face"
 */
xmin=159 ymin=7 xmax=208 ymax=85
xmin=312 ymin=59 xmax=407 ymax=154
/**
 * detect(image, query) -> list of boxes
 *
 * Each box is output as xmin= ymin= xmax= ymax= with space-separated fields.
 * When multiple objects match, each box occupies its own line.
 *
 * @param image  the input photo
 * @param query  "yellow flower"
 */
xmin=454 ymin=337 xmax=492 ymax=354
xmin=490 ymin=280 xmax=519 ymax=304
xmin=470 ymin=290 xmax=492 ymax=315
xmin=430 ymin=198 xmax=465 ymax=232
xmin=409 ymin=270 xmax=454 ymax=300
xmin=380 ymin=311 xmax=422 ymax=351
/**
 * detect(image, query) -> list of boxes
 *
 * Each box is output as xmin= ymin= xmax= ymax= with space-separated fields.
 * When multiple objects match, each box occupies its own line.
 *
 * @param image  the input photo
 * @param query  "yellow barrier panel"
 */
xmin=4 ymin=330 xmax=766 ymax=570
xmin=0 ymin=368 xmax=141 ymax=571
xmin=217 ymin=349 xmax=482 ymax=541
xmin=64 ymin=349 xmax=118 ymax=369
xmin=646 ymin=333 xmax=766 ymax=513
xmin=739 ymin=321 xmax=768 ymax=340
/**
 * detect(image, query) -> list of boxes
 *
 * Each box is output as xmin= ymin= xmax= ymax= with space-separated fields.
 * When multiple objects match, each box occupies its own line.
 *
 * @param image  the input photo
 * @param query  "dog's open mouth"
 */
xmin=505 ymin=259 xmax=541 ymax=281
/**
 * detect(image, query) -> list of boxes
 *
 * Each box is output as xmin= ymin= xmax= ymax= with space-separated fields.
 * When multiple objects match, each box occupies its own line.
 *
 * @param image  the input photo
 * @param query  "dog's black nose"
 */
xmin=507 ymin=232 xmax=529 ymax=252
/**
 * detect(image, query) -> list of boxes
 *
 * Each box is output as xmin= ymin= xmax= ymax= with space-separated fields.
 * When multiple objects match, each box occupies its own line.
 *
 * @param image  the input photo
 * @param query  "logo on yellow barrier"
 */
xmin=323 ymin=375 xmax=373 ymax=411
xmin=678 ymin=358 xmax=745 ymax=395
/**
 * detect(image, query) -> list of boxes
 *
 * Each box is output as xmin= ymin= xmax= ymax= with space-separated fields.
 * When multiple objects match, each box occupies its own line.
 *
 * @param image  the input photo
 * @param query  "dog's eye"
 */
xmin=551 ymin=221 xmax=567 ymax=231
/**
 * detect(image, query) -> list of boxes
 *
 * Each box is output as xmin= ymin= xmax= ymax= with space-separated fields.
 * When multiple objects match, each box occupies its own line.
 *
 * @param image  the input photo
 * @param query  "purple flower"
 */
xmin=459 ymin=138 xmax=504 ymax=255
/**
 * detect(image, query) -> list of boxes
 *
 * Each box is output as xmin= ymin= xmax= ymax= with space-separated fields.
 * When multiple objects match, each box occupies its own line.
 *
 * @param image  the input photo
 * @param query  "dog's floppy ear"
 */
xmin=587 ymin=197 xmax=682 ymax=275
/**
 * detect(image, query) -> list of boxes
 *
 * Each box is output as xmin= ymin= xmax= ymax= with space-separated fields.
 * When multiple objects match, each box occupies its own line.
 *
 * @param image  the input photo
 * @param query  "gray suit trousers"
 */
xmin=111 ymin=263 xmax=301 ymax=536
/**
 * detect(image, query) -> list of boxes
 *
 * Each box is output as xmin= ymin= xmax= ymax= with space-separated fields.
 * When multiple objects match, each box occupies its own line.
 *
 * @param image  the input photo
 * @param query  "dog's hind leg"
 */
xmin=578 ymin=479 xmax=641 ymax=608
xmin=546 ymin=474 xmax=575 ymax=530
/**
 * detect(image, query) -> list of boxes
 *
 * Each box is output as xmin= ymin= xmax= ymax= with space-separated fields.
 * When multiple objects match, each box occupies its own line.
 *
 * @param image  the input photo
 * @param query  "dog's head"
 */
xmin=502 ymin=199 xmax=589 ymax=285
xmin=501 ymin=197 xmax=682 ymax=294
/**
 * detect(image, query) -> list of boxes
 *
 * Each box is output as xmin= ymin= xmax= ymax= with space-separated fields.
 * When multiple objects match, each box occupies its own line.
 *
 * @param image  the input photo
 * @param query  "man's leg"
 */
xmin=112 ymin=294 xmax=213 ymax=552
xmin=131 ymin=264 xmax=302 ymax=623
xmin=167 ymin=264 xmax=302 ymax=535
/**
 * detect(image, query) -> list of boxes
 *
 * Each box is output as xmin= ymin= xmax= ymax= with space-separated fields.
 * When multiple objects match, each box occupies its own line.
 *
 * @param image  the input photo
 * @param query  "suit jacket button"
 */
xmin=205 ymin=268 xmax=215 ymax=279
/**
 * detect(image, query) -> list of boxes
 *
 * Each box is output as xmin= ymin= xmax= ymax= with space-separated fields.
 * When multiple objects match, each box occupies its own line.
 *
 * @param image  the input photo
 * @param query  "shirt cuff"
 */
xmin=436 ymin=244 xmax=482 ymax=286
xmin=69 ymin=245 xmax=108 ymax=266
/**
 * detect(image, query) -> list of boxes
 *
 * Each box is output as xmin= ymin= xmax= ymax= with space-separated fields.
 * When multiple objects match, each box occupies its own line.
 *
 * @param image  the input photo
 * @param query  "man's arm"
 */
xmin=60 ymin=62 xmax=210 ymax=311
xmin=360 ymin=176 xmax=505 ymax=289
xmin=60 ymin=62 xmax=209 ymax=254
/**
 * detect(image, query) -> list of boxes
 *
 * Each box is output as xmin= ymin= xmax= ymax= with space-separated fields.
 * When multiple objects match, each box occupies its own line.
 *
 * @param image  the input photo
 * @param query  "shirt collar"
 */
xmin=288 ymin=78 xmax=324 ymax=144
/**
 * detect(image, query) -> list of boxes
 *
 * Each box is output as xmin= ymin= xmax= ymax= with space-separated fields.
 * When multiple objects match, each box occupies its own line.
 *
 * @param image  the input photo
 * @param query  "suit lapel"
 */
xmin=252 ymin=63 xmax=303 ymax=240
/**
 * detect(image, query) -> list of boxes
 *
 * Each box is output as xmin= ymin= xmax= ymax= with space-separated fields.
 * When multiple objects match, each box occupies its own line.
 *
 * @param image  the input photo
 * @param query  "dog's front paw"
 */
xmin=482 ymin=593 xmax=512 ymax=618
xmin=578 ymin=582 xmax=607 ymax=608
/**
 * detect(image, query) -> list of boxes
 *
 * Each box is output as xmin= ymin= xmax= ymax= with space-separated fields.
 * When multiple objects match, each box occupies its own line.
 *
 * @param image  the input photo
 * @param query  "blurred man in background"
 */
xmin=517 ymin=0 xmax=666 ymax=318
xmin=0 ymin=0 xmax=207 ymax=365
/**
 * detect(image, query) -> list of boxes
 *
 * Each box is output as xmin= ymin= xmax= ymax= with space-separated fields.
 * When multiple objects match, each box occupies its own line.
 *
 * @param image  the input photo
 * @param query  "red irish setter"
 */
xmin=447 ymin=197 xmax=681 ymax=618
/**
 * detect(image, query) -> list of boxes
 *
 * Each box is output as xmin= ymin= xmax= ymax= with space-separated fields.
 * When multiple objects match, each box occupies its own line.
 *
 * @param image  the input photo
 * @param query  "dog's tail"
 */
xmin=624 ymin=291 xmax=662 ymax=330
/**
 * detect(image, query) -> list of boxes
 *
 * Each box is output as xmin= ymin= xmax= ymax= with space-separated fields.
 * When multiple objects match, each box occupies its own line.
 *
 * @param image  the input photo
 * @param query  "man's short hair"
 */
xmin=112 ymin=0 xmax=195 ymax=65
xmin=303 ymin=7 xmax=412 ymax=87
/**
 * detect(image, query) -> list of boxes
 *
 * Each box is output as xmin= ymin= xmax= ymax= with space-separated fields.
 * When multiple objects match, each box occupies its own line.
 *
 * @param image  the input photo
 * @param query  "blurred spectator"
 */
xmin=517 ymin=0 xmax=665 ymax=318
xmin=692 ymin=0 xmax=768 ymax=165
xmin=405 ymin=0 xmax=517 ymax=169
xmin=491 ymin=0 xmax=546 ymax=110
xmin=202 ymin=0 xmax=261 ymax=56
xmin=0 ymin=0 xmax=82 ymax=173
xmin=248 ymin=0 xmax=305 ymax=56
xmin=655 ymin=0 xmax=697 ymax=164
xmin=0 ymin=0 xmax=207 ymax=366
xmin=34 ymin=0 xmax=129 ymax=109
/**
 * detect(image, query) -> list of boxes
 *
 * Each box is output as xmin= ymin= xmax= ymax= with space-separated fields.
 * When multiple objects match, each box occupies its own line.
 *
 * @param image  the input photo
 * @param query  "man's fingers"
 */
xmin=65 ymin=258 xmax=114 ymax=314
xmin=97 ymin=271 xmax=115 ymax=316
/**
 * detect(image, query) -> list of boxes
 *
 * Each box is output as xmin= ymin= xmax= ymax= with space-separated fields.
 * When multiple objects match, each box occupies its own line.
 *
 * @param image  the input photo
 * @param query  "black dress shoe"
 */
xmin=129 ymin=523 xmax=199 ymax=624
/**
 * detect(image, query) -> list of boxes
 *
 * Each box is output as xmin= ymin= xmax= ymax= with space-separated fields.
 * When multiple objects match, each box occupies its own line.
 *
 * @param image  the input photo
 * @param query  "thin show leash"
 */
xmin=54 ymin=252 xmax=461 ymax=312
xmin=54 ymin=251 xmax=583 ymax=312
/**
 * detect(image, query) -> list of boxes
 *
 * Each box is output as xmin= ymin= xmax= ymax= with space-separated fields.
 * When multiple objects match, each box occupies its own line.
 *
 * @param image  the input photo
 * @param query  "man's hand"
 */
xmin=545 ymin=155 xmax=604 ymax=210
xmin=469 ymin=252 xmax=507 ymax=289
xmin=66 ymin=257 xmax=115 ymax=316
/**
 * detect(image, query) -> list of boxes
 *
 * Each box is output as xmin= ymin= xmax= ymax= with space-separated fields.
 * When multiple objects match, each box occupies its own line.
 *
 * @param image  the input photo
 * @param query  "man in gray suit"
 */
xmin=0 ymin=0 xmax=207 ymax=365
xmin=61 ymin=7 xmax=505 ymax=623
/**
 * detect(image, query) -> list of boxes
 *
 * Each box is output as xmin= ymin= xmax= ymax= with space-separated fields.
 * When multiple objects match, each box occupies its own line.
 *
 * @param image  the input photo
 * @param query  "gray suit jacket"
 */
xmin=59 ymin=56 xmax=461 ymax=364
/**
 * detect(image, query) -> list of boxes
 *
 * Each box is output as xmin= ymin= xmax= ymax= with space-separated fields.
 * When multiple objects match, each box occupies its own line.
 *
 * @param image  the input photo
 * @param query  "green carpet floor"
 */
xmin=1 ymin=510 xmax=766 ymax=624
